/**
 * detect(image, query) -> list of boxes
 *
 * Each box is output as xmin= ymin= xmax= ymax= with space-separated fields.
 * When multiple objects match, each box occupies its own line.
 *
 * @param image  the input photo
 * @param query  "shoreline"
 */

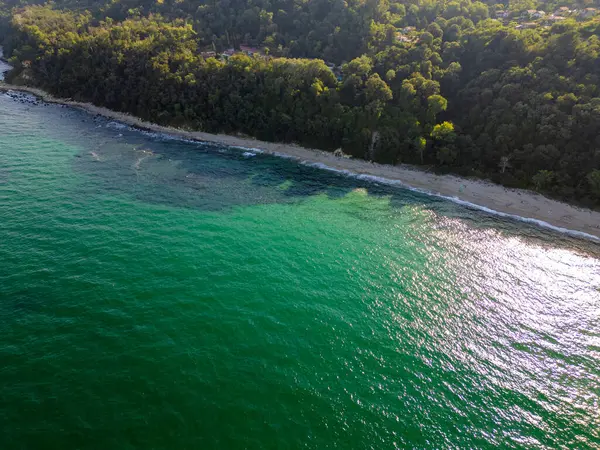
xmin=2 ymin=82 xmax=600 ymax=241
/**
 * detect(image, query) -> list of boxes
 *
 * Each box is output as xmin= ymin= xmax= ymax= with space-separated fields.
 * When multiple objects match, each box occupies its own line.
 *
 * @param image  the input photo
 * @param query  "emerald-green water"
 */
xmin=1 ymin=92 xmax=600 ymax=449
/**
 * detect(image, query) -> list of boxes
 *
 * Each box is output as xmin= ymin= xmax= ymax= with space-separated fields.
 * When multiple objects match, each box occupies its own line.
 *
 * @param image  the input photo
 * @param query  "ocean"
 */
xmin=1 ymin=92 xmax=599 ymax=449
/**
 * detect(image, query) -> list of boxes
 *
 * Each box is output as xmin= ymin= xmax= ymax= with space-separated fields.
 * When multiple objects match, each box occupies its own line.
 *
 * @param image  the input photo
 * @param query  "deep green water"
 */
xmin=1 ymin=92 xmax=600 ymax=449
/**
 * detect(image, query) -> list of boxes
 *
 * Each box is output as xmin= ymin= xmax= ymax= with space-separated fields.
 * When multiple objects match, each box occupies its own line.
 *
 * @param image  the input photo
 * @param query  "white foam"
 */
xmin=232 ymin=146 xmax=264 ymax=154
xmin=106 ymin=121 xmax=130 ymax=130
xmin=139 ymin=129 xmax=196 ymax=144
xmin=105 ymin=121 xmax=199 ymax=144
xmin=133 ymin=154 xmax=151 ymax=170
xmin=304 ymin=162 xmax=355 ymax=175
xmin=270 ymin=151 xmax=298 ymax=160
xmin=242 ymin=151 xmax=257 ymax=157
xmin=301 ymin=161 xmax=600 ymax=242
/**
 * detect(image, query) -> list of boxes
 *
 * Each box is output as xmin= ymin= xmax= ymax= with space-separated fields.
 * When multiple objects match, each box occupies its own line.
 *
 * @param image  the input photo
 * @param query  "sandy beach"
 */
xmin=2 ymin=82 xmax=600 ymax=240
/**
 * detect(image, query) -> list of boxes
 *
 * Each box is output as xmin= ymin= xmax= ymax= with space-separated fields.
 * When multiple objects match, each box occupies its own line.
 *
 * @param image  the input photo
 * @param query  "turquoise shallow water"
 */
xmin=1 ymin=92 xmax=600 ymax=449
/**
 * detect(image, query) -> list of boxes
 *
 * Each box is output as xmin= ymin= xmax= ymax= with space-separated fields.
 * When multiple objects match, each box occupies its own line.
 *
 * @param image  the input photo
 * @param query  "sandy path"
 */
xmin=2 ymin=83 xmax=599 ymax=241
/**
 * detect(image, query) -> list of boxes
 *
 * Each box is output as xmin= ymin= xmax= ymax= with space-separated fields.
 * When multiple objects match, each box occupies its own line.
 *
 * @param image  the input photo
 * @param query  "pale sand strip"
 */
xmin=2 ymin=83 xmax=599 ymax=241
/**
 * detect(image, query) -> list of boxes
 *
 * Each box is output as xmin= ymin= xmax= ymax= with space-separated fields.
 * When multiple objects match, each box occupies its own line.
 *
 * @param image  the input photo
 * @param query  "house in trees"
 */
xmin=200 ymin=51 xmax=216 ymax=59
xmin=324 ymin=61 xmax=342 ymax=80
xmin=580 ymin=8 xmax=598 ymax=18
xmin=396 ymin=32 xmax=415 ymax=43
xmin=220 ymin=48 xmax=235 ymax=60
xmin=544 ymin=15 xmax=566 ymax=24
xmin=396 ymin=27 xmax=418 ymax=44
xmin=240 ymin=45 xmax=262 ymax=56
xmin=516 ymin=22 xmax=538 ymax=29
xmin=525 ymin=9 xmax=545 ymax=19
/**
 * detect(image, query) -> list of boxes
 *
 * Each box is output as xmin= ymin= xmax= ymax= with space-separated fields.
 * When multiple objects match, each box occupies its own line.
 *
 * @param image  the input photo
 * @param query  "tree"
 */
xmin=532 ymin=170 xmax=555 ymax=191
xmin=427 ymin=23 xmax=443 ymax=39
xmin=415 ymin=136 xmax=427 ymax=163
xmin=431 ymin=121 xmax=457 ymax=165
xmin=343 ymin=55 xmax=373 ymax=79
xmin=431 ymin=121 xmax=455 ymax=141
xmin=588 ymin=170 xmax=600 ymax=198
xmin=427 ymin=94 xmax=448 ymax=117
xmin=419 ymin=32 xmax=434 ymax=46
xmin=365 ymin=73 xmax=392 ymax=103
xmin=498 ymin=156 xmax=511 ymax=174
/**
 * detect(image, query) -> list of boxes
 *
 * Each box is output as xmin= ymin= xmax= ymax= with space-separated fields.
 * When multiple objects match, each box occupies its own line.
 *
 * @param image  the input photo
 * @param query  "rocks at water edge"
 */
xmin=2 ymin=90 xmax=41 ymax=106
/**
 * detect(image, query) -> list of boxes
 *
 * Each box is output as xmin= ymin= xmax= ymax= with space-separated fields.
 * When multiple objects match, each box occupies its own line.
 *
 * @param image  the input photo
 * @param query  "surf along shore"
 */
xmin=2 ymin=82 xmax=600 ymax=240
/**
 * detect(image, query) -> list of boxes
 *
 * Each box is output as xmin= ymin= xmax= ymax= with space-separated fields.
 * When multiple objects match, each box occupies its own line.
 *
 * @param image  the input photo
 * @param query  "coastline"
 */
xmin=2 ymin=82 xmax=600 ymax=241
xmin=0 ymin=47 xmax=12 ymax=80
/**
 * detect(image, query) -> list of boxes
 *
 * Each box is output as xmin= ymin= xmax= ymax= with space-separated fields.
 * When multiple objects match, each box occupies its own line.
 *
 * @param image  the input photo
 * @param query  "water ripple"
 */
xmin=1 ymin=92 xmax=599 ymax=450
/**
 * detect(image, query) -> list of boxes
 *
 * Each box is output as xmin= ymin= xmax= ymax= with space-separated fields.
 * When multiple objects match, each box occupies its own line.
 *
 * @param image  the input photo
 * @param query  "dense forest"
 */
xmin=1 ymin=0 xmax=600 ymax=205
